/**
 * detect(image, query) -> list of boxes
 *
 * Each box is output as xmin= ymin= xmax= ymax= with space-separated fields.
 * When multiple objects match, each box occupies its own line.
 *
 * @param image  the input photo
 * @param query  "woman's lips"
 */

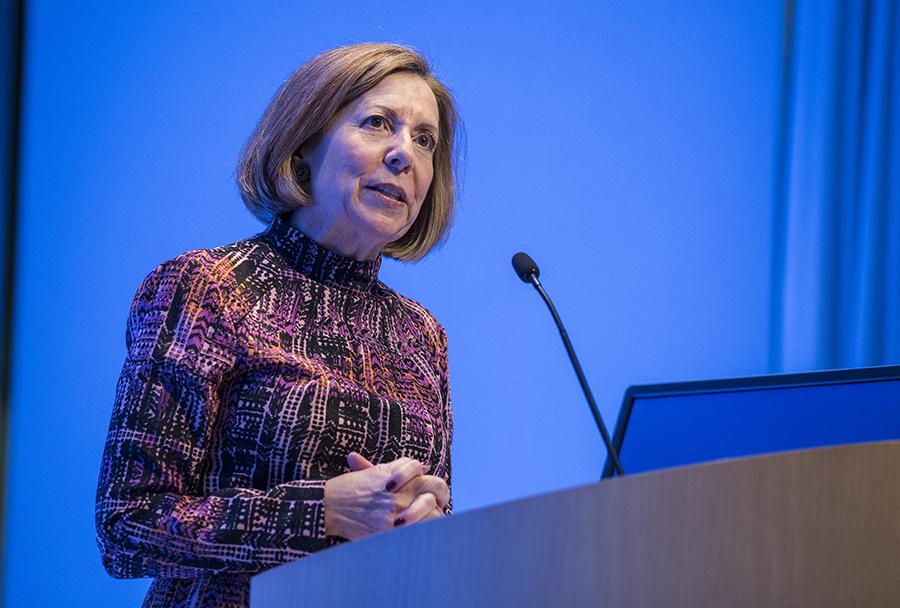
xmin=365 ymin=186 xmax=406 ymax=207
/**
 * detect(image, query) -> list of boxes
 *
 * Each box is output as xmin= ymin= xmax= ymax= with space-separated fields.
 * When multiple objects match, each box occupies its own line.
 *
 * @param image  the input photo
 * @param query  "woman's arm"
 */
xmin=96 ymin=256 xmax=345 ymax=579
xmin=437 ymin=324 xmax=453 ymax=512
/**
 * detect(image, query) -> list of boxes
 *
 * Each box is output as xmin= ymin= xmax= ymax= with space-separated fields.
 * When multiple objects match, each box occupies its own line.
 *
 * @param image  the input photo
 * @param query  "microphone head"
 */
xmin=512 ymin=252 xmax=540 ymax=282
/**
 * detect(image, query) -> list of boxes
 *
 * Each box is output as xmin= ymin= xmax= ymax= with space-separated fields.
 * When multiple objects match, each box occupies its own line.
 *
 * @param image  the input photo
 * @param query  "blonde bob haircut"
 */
xmin=237 ymin=43 xmax=461 ymax=261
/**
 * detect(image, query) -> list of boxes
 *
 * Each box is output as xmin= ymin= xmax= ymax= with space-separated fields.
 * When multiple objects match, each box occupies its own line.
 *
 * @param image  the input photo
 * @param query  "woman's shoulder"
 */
xmin=128 ymin=230 xmax=280 ymax=326
xmin=138 ymin=229 xmax=274 ymax=289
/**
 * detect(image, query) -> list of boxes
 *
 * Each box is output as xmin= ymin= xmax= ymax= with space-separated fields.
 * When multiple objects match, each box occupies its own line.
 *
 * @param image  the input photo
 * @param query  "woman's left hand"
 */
xmin=347 ymin=452 xmax=447 ymax=526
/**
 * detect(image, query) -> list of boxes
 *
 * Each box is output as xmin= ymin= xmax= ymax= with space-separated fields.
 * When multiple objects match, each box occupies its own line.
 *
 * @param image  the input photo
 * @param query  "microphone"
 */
xmin=511 ymin=252 xmax=625 ymax=477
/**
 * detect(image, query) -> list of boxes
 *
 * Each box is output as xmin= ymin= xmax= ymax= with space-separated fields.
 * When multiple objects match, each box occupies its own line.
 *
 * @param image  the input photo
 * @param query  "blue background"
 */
xmin=3 ymin=1 xmax=805 ymax=605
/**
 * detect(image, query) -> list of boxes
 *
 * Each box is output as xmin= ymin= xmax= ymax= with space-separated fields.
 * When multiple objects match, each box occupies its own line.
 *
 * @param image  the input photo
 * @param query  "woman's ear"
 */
xmin=292 ymin=153 xmax=310 ymax=182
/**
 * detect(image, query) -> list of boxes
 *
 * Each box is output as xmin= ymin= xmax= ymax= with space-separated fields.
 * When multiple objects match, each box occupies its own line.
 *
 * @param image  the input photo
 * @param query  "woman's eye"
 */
xmin=416 ymin=133 xmax=436 ymax=151
xmin=364 ymin=116 xmax=386 ymax=129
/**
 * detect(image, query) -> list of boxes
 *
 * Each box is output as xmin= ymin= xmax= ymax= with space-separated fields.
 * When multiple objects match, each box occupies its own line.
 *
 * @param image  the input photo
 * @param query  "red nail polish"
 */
xmin=385 ymin=480 xmax=397 ymax=491
xmin=394 ymin=518 xmax=405 ymax=526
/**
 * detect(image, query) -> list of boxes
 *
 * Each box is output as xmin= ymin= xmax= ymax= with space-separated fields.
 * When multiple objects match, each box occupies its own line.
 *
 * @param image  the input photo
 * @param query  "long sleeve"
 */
xmin=95 ymin=256 xmax=330 ymax=580
xmin=395 ymin=293 xmax=454 ymax=507
xmin=436 ymin=324 xmax=453 ymax=513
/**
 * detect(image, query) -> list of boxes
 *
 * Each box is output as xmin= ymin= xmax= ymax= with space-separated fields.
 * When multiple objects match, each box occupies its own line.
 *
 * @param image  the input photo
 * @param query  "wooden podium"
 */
xmin=252 ymin=441 xmax=900 ymax=607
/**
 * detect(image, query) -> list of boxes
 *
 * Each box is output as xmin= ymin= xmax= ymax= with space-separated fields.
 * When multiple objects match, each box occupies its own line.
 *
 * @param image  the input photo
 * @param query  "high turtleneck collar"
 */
xmin=258 ymin=215 xmax=382 ymax=290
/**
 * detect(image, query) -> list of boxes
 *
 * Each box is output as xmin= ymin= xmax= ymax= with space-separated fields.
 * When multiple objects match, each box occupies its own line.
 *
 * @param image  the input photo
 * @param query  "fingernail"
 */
xmin=385 ymin=480 xmax=396 ymax=491
xmin=394 ymin=517 xmax=405 ymax=527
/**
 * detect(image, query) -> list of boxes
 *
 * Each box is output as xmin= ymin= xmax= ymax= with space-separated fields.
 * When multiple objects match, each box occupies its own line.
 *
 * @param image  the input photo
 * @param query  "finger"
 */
xmin=383 ymin=458 xmax=425 ymax=492
xmin=393 ymin=492 xmax=439 ymax=526
xmin=408 ymin=505 xmax=445 ymax=525
xmin=411 ymin=502 xmax=445 ymax=524
xmin=420 ymin=475 xmax=450 ymax=509
xmin=399 ymin=475 xmax=450 ymax=509
xmin=346 ymin=452 xmax=375 ymax=472
xmin=388 ymin=457 xmax=429 ymax=475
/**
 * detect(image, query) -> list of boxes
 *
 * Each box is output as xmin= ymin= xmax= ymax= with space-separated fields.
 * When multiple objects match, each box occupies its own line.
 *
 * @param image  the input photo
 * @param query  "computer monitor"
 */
xmin=602 ymin=365 xmax=900 ymax=479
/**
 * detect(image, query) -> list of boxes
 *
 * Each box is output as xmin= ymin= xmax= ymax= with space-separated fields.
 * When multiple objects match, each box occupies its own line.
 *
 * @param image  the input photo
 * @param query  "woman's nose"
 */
xmin=384 ymin=135 xmax=413 ymax=173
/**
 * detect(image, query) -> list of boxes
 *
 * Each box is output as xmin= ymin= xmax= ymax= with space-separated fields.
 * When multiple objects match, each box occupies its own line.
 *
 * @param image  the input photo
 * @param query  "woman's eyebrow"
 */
xmin=368 ymin=104 xmax=439 ymax=134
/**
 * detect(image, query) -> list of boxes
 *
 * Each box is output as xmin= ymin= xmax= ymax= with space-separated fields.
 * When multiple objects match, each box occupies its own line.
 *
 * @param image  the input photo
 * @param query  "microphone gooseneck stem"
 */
xmin=528 ymin=274 xmax=625 ymax=477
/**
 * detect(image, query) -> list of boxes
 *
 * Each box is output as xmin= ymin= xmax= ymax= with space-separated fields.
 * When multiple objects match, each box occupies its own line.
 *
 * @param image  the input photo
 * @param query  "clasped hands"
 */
xmin=323 ymin=452 xmax=449 ymax=541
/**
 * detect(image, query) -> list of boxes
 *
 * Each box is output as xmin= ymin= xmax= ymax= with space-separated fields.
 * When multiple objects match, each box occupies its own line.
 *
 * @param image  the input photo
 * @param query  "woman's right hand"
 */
xmin=323 ymin=453 xmax=449 ymax=540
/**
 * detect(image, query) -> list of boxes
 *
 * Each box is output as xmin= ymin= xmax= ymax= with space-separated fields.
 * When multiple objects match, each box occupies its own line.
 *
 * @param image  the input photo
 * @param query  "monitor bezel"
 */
xmin=601 ymin=364 xmax=900 ymax=479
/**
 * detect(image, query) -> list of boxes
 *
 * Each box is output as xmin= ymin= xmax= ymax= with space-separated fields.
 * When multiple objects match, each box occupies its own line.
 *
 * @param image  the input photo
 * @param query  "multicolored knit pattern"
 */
xmin=95 ymin=215 xmax=452 ymax=608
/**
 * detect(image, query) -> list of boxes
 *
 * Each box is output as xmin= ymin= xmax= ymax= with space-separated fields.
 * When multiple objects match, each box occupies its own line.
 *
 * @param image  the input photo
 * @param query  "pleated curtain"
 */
xmin=771 ymin=0 xmax=900 ymax=371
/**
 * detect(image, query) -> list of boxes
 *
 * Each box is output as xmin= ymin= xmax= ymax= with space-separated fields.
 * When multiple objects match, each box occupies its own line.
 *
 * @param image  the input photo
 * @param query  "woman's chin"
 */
xmin=351 ymin=209 xmax=413 ymax=245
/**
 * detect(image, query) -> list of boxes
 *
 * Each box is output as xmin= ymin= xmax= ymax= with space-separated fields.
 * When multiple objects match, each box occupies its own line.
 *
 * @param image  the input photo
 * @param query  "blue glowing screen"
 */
xmin=606 ymin=367 xmax=900 ymax=477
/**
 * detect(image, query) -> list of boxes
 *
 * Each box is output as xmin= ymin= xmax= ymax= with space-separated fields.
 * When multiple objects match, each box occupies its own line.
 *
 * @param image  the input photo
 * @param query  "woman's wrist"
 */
xmin=323 ymin=477 xmax=338 ymax=537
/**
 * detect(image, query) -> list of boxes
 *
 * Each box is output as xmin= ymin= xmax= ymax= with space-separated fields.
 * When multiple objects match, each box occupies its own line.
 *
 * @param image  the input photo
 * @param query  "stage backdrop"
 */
xmin=5 ymin=1 xmax=785 ymax=606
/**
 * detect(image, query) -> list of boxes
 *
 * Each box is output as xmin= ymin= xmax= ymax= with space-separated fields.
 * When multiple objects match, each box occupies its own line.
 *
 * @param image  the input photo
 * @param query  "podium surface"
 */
xmin=252 ymin=441 xmax=900 ymax=607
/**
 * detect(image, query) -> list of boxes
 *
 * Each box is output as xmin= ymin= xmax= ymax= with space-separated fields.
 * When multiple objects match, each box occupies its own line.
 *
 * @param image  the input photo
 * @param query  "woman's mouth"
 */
xmin=365 ymin=183 xmax=407 ymax=206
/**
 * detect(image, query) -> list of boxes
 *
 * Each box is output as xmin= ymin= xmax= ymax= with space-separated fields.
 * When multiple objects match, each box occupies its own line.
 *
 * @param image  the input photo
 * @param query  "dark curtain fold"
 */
xmin=1 ymin=0 xmax=25 ymax=602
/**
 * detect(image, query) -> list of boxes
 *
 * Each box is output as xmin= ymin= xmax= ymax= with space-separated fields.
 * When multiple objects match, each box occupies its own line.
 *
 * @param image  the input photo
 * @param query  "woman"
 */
xmin=96 ymin=43 xmax=459 ymax=608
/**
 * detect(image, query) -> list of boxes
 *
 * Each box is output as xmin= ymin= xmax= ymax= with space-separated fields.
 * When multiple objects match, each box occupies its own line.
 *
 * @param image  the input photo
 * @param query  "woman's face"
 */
xmin=295 ymin=72 xmax=440 ymax=260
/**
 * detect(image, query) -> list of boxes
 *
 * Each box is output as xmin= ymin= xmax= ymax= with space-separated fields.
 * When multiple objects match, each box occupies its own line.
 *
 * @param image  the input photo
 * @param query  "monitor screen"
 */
xmin=602 ymin=365 xmax=900 ymax=478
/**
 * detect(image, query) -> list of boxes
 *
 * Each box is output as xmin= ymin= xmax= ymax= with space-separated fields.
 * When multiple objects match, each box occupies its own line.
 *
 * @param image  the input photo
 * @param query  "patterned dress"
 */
xmin=95 ymin=215 xmax=452 ymax=608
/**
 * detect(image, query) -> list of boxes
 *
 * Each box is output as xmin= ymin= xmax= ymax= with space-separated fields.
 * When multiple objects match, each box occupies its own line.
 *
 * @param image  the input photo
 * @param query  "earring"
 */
xmin=295 ymin=163 xmax=310 ymax=182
